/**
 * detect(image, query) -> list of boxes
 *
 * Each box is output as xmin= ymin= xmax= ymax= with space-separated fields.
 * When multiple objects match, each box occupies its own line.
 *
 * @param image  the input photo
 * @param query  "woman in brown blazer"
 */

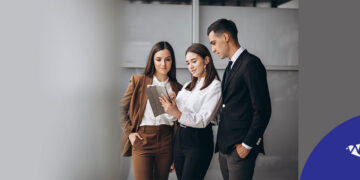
xmin=120 ymin=41 xmax=182 ymax=180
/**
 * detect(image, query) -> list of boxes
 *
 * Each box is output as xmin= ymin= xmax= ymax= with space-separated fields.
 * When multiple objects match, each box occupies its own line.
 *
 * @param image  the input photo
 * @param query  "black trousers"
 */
xmin=219 ymin=147 xmax=259 ymax=180
xmin=173 ymin=124 xmax=214 ymax=180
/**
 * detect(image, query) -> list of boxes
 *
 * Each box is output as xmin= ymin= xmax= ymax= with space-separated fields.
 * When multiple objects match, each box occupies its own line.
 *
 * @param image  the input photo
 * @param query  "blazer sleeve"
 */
xmin=120 ymin=75 xmax=135 ymax=136
xmin=242 ymin=59 xmax=272 ymax=147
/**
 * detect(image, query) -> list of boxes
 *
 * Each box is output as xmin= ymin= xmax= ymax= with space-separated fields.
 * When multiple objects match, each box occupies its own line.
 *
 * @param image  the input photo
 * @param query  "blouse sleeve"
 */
xmin=178 ymin=81 xmax=222 ymax=128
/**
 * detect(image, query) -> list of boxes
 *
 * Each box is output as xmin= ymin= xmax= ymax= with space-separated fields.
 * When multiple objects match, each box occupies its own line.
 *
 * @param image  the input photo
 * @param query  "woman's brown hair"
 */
xmin=143 ymin=41 xmax=177 ymax=82
xmin=185 ymin=43 xmax=220 ymax=91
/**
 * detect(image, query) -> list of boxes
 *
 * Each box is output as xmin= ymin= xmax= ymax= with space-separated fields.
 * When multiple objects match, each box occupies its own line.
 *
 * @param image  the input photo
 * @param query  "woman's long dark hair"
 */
xmin=185 ymin=43 xmax=220 ymax=91
xmin=143 ymin=41 xmax=177 ymax=82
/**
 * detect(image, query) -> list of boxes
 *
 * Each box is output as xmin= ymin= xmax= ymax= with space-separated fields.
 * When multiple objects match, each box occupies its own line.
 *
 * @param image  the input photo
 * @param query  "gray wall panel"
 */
xmin=199 ymin=6 xmax=298 ymax=69
xmin=118 ymin=2 xmax=192 ymax=68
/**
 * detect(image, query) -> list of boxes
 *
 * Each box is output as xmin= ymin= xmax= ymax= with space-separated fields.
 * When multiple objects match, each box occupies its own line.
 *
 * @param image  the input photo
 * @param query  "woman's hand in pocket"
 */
xmin=129 ymin=132 xmax=143 ymax=145
xmin=169 ymin=162 xmax=175 ymax=173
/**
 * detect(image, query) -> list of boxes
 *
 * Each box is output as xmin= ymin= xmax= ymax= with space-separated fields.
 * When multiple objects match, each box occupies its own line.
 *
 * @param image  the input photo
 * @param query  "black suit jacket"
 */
xmin=216 ymin=50 xmax=271 ymax=154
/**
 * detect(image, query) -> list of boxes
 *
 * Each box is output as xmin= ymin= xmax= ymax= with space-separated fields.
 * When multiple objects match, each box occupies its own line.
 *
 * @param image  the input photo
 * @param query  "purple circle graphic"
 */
xmin=301 ymin=116 xmax=360 ymax=179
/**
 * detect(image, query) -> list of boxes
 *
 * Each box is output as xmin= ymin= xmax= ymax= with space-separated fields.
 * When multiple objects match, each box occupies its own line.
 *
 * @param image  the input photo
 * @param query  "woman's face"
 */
xmin=185 ymin=52 xmax=208 ymax=78
xmin=154 ymin=49 xmax=172 ymax=77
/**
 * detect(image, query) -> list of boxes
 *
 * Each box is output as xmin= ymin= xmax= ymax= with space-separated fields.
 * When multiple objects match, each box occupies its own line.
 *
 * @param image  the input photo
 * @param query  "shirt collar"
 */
xmin=197 ymin=76 xmax=205 ymax=83
xmin=195 ymin=77 xmax=205 ymax=89
xmin=230 ymin=46 xmax=245 ymax=67
xmin=153 ymin=75 xmax=169 ymax=85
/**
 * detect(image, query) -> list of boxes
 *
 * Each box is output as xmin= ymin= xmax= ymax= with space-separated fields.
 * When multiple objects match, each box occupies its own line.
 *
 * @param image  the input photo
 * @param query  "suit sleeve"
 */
xmin=120 ymin=75 xmax=135 ymax=136
xmin=242 ymin=59 xmax=272 ymax=147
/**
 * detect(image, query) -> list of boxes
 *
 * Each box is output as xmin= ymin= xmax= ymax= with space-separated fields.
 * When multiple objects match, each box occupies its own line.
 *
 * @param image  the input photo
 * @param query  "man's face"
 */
xmin=208 ymin=31 xmax=228 ymax=59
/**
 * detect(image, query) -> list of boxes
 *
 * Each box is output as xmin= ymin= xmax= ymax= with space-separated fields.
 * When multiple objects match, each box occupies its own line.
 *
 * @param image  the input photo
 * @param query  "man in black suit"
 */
xmin=207 ymin=19 xmax=271 ymax=180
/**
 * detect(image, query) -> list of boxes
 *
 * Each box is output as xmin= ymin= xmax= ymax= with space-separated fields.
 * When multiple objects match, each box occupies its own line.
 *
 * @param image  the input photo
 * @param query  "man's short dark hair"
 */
xmin=207 ymin=18 xmax=238 ymax=42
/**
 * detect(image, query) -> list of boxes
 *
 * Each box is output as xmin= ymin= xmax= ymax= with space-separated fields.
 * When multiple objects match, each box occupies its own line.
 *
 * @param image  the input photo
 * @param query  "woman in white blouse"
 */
xmin=160 ymin=43 xmax=222 ymax=180
xmin=120 ymin=41 xmax=182 ymax=180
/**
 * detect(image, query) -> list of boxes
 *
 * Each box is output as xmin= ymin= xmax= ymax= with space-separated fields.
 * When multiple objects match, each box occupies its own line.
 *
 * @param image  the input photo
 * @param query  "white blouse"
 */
xmin=140 ymin=76 xmax=176 ymax=126
xmin=176 ymin=77 xmax=222 ymax=128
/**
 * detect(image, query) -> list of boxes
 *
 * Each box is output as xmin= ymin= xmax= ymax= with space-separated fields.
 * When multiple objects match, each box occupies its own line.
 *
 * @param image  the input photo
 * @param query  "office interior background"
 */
xmin=0 ymin=0 xmax=297 ymax=179
xmin=119 ymin=0 xmax=298 ymax=179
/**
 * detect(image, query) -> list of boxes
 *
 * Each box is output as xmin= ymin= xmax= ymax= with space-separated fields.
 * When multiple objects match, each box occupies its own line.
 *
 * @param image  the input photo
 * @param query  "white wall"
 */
xmin=1 ymin=0 xmax=121 ymax=179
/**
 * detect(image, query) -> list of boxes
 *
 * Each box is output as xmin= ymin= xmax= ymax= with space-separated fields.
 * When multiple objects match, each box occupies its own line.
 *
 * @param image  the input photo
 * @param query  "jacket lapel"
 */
xmin=223 ymin=50 xmax=247 ymax=92
xmin=221 ymin=73 xmax=226 ymax=90
xmin=135 ymin=75 xmax=153 ymax=131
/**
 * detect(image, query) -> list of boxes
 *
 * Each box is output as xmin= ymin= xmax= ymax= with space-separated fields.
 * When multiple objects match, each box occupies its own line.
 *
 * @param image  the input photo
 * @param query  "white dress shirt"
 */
xmin=230 ymin=46 xmax=245 ymax=69
xmin=176 ymin=77 xmax=222 ymax=128
xmin=140 ymin=76 xmax=176 ymax=126
xmin=229 ymin=46 xmax=252 ymax=150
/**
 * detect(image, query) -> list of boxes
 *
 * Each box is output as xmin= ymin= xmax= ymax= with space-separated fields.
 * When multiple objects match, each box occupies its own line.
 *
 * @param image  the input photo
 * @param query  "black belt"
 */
xmin=177 ymin=122 xmax=212 ymax=129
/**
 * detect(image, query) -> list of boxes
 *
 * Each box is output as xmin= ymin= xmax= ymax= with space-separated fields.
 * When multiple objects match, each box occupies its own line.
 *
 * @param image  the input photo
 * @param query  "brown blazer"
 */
xmin=120 ymin=74 xmax=183 ymax=156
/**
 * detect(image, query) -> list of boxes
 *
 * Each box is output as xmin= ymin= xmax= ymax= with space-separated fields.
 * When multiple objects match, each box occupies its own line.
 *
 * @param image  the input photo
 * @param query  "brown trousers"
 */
xmin=132 ymin=125 xmax=173 ymax=180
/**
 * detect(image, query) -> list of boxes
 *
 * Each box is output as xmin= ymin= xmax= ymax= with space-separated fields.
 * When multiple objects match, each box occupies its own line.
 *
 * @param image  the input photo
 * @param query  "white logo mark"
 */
xmin=346 ymin=144 xmax=360 ymax=157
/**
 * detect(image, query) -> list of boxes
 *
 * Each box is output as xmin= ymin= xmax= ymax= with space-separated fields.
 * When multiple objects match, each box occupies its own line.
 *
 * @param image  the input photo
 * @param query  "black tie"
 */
xmin=223 ymin=61 xmax=233 ymax=85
